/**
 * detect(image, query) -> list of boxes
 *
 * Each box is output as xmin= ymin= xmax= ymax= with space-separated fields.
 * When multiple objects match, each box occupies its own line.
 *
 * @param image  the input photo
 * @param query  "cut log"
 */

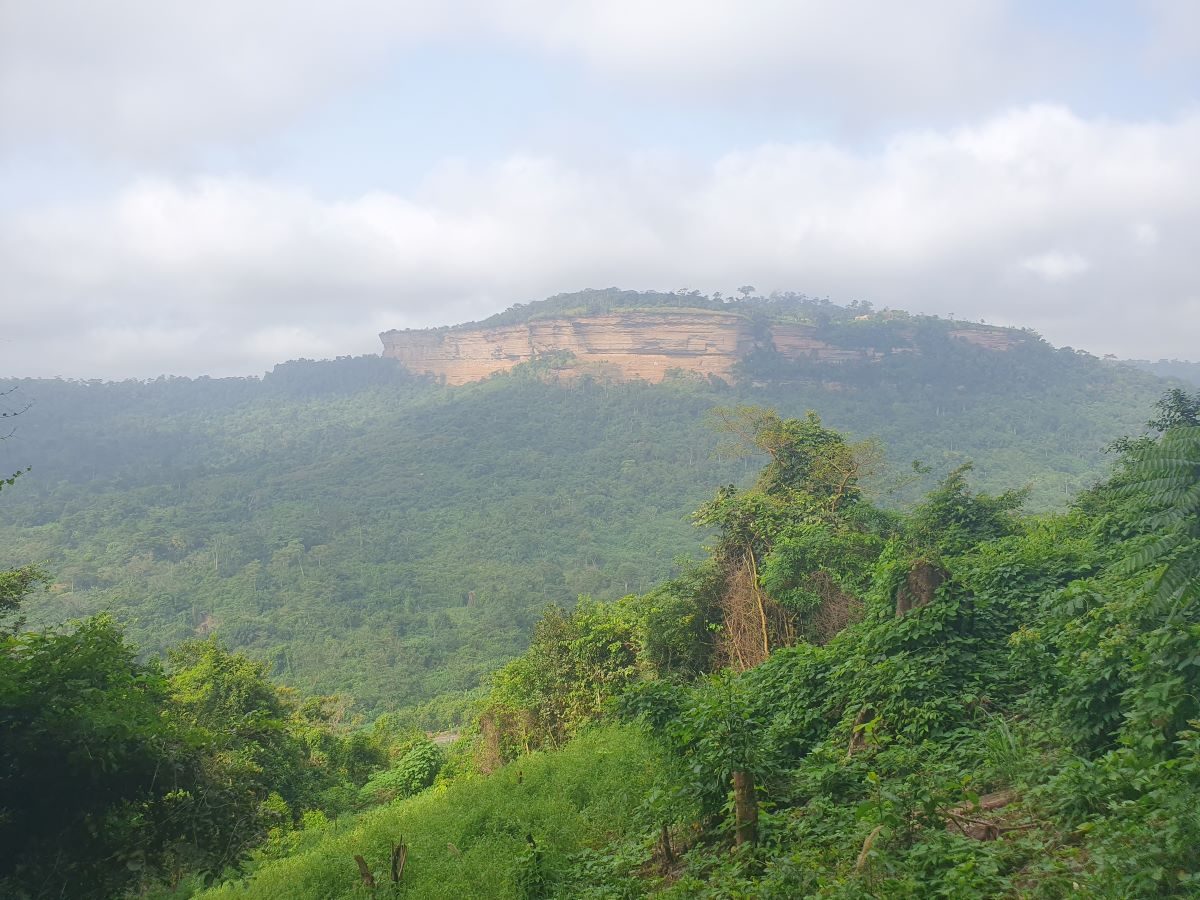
xmin=949 ymin=790 xmax=1016 ymax=816
xmin=943 ymin=790 xmax=1021 ymax=841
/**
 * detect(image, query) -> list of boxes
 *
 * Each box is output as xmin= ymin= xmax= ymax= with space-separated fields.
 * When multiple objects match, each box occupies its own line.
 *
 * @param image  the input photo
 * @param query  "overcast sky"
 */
xmin=2 ymin=1 xmax=1198 ymax=378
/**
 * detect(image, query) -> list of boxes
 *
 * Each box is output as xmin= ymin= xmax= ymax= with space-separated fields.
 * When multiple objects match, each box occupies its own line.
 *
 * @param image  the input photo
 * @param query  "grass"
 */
xmin=201 ymin=724 xmax=661 ymax=900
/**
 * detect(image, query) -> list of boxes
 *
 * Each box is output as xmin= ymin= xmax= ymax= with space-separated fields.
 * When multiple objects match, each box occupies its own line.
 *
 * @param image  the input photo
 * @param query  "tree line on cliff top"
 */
xmin=463 ymin=286 xmax=885 ymax=328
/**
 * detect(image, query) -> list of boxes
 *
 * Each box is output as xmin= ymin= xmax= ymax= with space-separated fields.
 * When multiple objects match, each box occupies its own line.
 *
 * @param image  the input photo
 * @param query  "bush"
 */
xmin=358 ymin=738 xmax=444 ymax=805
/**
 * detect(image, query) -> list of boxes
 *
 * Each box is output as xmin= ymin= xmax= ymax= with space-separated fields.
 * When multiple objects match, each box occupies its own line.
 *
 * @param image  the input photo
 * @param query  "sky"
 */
xmin=2 ymin=0 xmax=1198 ymax=379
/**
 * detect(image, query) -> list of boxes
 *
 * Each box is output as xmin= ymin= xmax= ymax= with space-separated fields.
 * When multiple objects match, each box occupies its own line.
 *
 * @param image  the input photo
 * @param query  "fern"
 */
xmin=1123 ymin=426 xmax=1200 ymax=610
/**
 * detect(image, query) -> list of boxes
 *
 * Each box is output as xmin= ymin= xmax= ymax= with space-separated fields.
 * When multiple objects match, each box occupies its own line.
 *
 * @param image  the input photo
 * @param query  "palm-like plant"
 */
xmin=1124 ymin=425 xmax=1200 ymax=610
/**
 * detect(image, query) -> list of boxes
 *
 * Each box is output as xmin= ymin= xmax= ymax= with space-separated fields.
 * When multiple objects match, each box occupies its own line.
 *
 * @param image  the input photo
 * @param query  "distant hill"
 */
xmin=0 ymin=291 xmax=1180 ymax=716
xmin=1127 ymin=358 xmax=1200 ymax=386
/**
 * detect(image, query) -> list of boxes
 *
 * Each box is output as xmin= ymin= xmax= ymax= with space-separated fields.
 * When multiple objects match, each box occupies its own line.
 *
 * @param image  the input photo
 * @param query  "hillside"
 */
xmin=0 ymin=292 xmax=1181 ymax=717
xmin=192 ymin=398 xmax=1200 ymax=899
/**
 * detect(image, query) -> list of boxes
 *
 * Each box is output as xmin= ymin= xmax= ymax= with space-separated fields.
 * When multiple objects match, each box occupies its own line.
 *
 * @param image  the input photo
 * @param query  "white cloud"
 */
xmin=0 ymin=0 xmax=465 ymax=156
xmin=496 ymin=0 xmax=1033 ymax=115
xmin=1132 ymin=221 xmax=1160 ymax=247
xmin=1 ymin=0 xmax=1061 ymax=157
xmin=3 ymin=104 xmax=1199 ymax=377
xmin=1019 ymin=251 xmax=1090 ymax=283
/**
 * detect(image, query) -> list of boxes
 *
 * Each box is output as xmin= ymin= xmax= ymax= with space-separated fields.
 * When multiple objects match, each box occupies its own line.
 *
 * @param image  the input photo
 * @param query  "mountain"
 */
xmin=0 ymin=290 xmax=1180 ymax=716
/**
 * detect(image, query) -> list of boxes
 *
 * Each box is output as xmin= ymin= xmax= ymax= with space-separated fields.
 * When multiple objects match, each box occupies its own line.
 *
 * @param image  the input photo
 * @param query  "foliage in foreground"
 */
xmin=255 ymin=394 xmax=1200 ymax=899
xmin=0 ymin=582 xmax=407 ymax=899
xmin=202 ymin=725 xmax=661 ymax=900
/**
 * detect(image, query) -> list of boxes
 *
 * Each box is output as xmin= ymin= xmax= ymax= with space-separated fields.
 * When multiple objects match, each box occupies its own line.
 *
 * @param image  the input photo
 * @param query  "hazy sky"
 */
xmin=2 ymin=1 xmax=1198 ymax=378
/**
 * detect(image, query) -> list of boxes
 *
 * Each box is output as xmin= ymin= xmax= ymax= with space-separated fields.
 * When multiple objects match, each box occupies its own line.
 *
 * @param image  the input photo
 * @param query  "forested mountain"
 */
xmin=4 ymin=292 xmax=1200 ymax=897
xmin=0 ymin=293 xmax=1183 ymax=716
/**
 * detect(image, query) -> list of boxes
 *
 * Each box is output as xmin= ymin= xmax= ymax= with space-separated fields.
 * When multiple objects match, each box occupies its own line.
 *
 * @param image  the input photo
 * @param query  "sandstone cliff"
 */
xmin=380 ymin=310 xmax=1021 ymax=385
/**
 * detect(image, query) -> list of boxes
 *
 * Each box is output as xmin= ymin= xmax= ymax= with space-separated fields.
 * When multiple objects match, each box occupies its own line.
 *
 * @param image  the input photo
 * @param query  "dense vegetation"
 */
xmin=3 ymin=293 xmax=1199 ymax=893
xmin=203 ymin=725 xmax=661 ymax=900
xmin=0 ymin=292 xmax=1177 ymax=722
xmin=467 ymin=285 xmax=882 ymax=329
xmin=0 ymin=585 xmax=403 ymax=898
xmin=203 ymin=391 xmax=1200 ymax=898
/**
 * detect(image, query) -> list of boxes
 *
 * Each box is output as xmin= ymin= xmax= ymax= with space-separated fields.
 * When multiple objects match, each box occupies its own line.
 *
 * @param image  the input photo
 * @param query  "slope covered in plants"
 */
xmin=210 ymin=393 xmax=1200 ymax=898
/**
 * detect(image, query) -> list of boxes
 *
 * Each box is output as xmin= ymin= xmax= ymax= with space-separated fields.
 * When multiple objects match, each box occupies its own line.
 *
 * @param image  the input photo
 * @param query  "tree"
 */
xmin=662 ymin=674 xmax=766 ymax=846
xmin=1123 ymin=425 xmax=1200 ymax=609
xmin=906 ymin=463 xmax=1027 ymax=558
xmin=480 ymin=602 xmax=640 ymax=762
xmin=0 ymin=616 xmax=231 ymax=898
xmin=1107 ymin=387 xmax=1200 ymax=456
xmin=167 ymin=637 xmax=326 ymax=818
xmin=0 ymin=565 xmax=44 ymax=636
xmin=706 ymin=407 xmax=877 ymax=512
xmin=0 ymin=605 xmax=363 ymax=896
xmin=1147 ymin=388 xmax=1200 ymax=432
xmin=695 ymin=409 xmax=888 ymax=665
xmin=357 ymin=737 xmax=443 ymax=805
xmin=1054 ymin=397 xmax=1200 ymax=757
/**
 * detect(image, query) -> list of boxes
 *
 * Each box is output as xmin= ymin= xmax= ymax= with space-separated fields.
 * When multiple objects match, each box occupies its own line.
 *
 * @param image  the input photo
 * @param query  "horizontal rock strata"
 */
xmin=380 ymin=312 xmax=1020 ymax=385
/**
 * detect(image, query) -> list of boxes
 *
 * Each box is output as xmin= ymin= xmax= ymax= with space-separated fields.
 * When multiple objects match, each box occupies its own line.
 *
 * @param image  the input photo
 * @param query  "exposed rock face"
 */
xmin=771 ymin=324 xmax=886 ymax=363
xmin=379 ymin=311 xmax=1021 ymax=385
xmin=381 ymin=311 xmax=753 ymax=384
xmin=949 ymin=328 xmax=1023 ymax=352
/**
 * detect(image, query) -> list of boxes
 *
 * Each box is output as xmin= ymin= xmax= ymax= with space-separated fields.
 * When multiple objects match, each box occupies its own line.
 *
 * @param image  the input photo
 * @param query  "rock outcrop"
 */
xmin=381 ymin=311 xmax=753 ymax=384
xmin=379 ymin=311 xmax=1021 ymax=385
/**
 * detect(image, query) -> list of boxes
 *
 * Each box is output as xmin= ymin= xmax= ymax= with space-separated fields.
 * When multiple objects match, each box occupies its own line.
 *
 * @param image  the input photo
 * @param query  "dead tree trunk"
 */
xmin=746 ymin=550 xmax=770 ymax=659
xmin=390 ymin=838 xmax=408 ymax=883
xmin=848 ymin=705 xmax=876 ymax=754
xmin=895 ymin=561 xmax=946 ymax=617
xmin=659 ymin=823 xmax=676 ymax=868
xmin=354 ymin=854 xmax=375 ymax=888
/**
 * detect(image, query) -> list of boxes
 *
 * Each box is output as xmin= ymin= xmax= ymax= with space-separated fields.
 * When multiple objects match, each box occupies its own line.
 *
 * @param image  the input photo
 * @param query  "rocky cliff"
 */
xmin=379 ymin=310 xmax=1021 ymax=385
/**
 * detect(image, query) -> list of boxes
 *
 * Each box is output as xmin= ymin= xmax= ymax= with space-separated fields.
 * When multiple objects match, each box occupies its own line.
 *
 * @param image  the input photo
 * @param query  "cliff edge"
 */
xmin=380 ymin=308 xmax=1022 ymax=385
